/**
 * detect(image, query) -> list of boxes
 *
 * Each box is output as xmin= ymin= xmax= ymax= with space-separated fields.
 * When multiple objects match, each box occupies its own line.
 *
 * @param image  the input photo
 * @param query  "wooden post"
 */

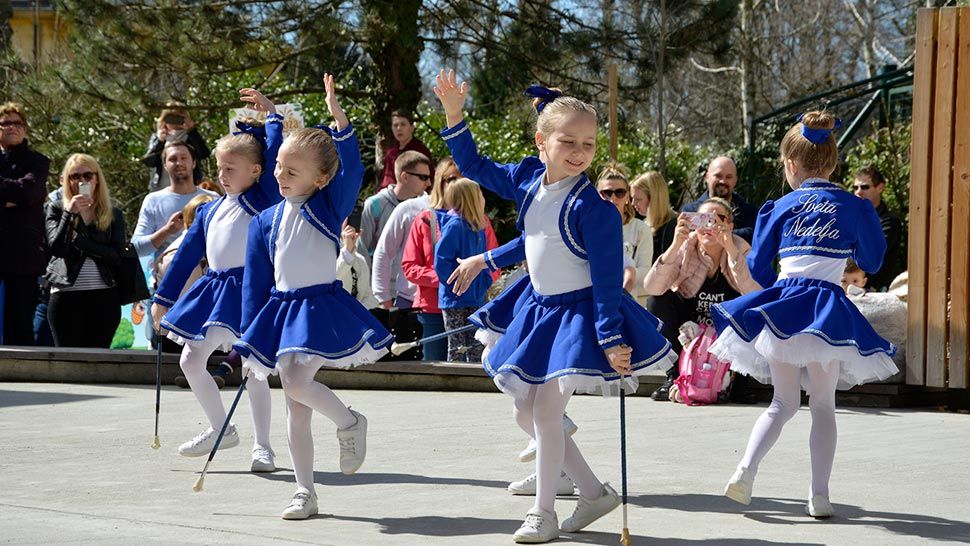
xmin=608 ymin=64 xmax=619 ymax=162
xmin=947 ymin=9 xmax=970 ymax=389
xmin=907 ymin=9 xmax=939 ymax=386
xmin=925 ymin=8 xmax=959 ymax=388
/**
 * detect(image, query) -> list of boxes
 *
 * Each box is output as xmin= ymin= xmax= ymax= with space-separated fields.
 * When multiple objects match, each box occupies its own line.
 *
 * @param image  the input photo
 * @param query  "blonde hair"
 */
xmin=700 ymin=196 xmax=735 ymax=222
xmin=198 ymin=179 xmax=225 ymax=196
xmin=182 ymin=193 xmax=216 ymax=228
xmin=214 ymin=118 xmax=265 ymax=168
xmin=60 ymin=154 xmax=113 ymax=231
xmin=431 ymin=157 xmax=459 ymax=209
xmin=631 ymin=171 xmax=676 ymax=231
xmin=780 ymin=110 xmax=839 ymax=178
xmin=394 ymin=150 xmax=431 ymax=183
xmin=596 ymin=162 xmax=636 ymax=224
xmin=532 ymin=89 xmax=597 ymax=136
xmin=284 ymin=127 xmax=340 ymax=187
xmin=444 ymin=178 xmax=486 ymax=232
xmin=0 ymin=102 xmax=27 ymax=128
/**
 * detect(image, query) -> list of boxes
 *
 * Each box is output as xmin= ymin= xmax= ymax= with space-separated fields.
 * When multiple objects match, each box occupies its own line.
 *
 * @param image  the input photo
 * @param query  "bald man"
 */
xmin=681 ymin=156 xmax=758 ymax=242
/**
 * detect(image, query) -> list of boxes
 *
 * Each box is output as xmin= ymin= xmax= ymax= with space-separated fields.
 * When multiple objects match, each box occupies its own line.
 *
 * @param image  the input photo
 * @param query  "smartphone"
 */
xmin=163 ymin=113 xmax=185 ymax=126
xmin=684 ymin=212 xmax=716 ymax=231
xmin=346 ymin=203 xmax=363 ymax=231
xmin=78 ymin=181 xmax=92 ymax=197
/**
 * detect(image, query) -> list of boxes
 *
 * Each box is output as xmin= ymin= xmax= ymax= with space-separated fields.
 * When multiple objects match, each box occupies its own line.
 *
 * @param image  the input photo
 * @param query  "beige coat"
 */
xmin=643 ymin=232 xmax=761 ymax=298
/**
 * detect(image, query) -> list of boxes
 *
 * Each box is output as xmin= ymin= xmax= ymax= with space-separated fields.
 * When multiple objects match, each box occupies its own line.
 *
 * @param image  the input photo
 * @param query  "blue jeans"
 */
xmin=417 ymin=312 xmax=447 ymax=362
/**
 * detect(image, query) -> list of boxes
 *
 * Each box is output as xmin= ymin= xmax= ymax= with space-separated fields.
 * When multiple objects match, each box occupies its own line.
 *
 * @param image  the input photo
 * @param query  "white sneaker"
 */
xmin=508 ymin=472 xmax=576 ymax=496
xmin=519 ymin=415 xmax=579 ymax=463
xmin=560 ymin=483 xmax=621 ymax=533
xmin=177 ymin=425 xmax=239 ymax=457
xmin=512 ymin=509 xmax=559 ymax=543
xmin=724 ymin=466 xmax=755 ymax=505
xmin=251 ymin=446 xmax=276 ymax=472
xmin=336 ymin=409 xmax=367 ymax=475
xmin=280 ymin=489 xmax=318 ymax=520
xmin=807 ymin=495 xmax=834 ymax=518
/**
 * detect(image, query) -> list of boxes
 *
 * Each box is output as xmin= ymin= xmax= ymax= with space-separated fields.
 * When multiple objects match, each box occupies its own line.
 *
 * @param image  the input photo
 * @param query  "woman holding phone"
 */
xmin=44 ymin=154 xmax=127 ymax=347
xmin=142 ymin=103 xmax=210 ymax=192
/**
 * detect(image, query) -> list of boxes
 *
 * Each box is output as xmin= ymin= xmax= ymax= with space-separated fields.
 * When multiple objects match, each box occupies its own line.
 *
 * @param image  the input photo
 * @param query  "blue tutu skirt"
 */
xmin=710 ymin=277 xmax=899 ymax=390
xmin=478 ymin=279 xmax=676 ymax=398
xmin=234 ymin=281 xmax=393 ymax=381
xmin=160 ymin=267 xmax=244 ymax=351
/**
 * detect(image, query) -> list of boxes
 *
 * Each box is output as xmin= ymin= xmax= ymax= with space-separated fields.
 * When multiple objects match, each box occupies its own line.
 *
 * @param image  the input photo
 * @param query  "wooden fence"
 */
xmin=908 ymin=6 xmax=970 ymax=390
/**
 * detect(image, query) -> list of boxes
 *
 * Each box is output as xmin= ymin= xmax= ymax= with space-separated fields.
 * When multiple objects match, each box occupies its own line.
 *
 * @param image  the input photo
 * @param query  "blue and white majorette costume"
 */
xmin=233 ymin=124 xmax=393 ymax=380
xmin=154 ymin=114 xmax=285 ymax=350
xmin=709 ymin=178 xmax=899 ymax=390
xmin=442 ymin=120 xmax=675 ymax=397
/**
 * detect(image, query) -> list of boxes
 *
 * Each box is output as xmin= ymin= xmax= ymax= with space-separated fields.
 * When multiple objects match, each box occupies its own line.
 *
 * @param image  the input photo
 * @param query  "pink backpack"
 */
xmin=673 ymin=324 xmax=731 ymax=406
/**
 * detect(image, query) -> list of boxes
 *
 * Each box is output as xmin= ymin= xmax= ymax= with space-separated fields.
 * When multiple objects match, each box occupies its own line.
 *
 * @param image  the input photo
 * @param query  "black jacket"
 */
xmin=44 ymin=199 xmax=126 ymax=288
xmin=0 ymin=140 xmax=50 ymax=275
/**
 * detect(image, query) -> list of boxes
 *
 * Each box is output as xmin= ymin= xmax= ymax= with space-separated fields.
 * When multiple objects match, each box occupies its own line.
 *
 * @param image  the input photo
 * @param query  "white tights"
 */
xmin=739 ymin=360 xmax=840 ymax=498
xmin=514 ymin=382 xmax=603 ymax=513
xmin=279 ymin=359 xmax=356 ymax=494
xmin=178 ymin=331 xmax=272 ymax=450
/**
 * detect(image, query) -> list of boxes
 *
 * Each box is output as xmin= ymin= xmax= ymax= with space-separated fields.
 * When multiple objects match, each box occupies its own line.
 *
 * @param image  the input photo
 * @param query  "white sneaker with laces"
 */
xmin=519 ymin=415 xmax=579 ymax=463
xmin=251 ymin=446 xmax=276 ymax=472
xmin=512 ymin=509 xmax=559 ymax=543
xmin=280 ymin=489 xmax=318 ymax=520
xmin=177 ymin=425 xmax=239 ymax=457
xmin=336 ymin=409 xmax=367 ymax=475
xmin=560 ymin=483 xmax=621 ymax=533
xmin=807 ymin=495 xmax=834 ymax=518
xmin=508 ymin=472 xmax=575 ymax=496
xmin=724 ymin=466 xmax=755 ymax=505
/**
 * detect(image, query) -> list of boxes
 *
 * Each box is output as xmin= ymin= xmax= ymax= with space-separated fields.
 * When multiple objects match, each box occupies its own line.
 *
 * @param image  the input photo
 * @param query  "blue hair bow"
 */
xmin=524 ymin=85 xmax=563 ymax=113
xmin=233 ymin=120 xmax=266 ymax=142
xmin=797 ymin=113 xmax=842 ymax=144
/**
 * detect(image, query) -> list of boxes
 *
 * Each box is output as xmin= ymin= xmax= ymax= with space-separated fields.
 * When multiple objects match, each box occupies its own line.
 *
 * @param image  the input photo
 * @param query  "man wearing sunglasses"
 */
xmin=681 ymin=156 xmax=758 ymax=243
xmin=0 ymin=102 xmax=51 ymax=346
xmin=852 ymin=165 xmax=902 ymax=291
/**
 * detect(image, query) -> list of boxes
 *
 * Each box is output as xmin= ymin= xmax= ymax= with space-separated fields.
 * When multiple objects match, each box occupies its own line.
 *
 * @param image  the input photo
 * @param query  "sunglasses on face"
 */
xmin=406 ymin=171 xmax=431 ymax=182
xmin=599 ymin=188 xmax=628 ymax=199
xmin=0 ymin=120 xmax=24 ymax=129
xmin=68 ymin=171 xmax=97 ymax=182
xmin=853 ymin=184 xmax=870 ymax=191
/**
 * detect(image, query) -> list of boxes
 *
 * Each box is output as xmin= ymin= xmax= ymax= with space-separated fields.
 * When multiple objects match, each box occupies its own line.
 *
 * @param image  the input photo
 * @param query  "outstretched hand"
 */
xmin=323 ymin=73 xmax=349 ymax=131
xmin=239 ymin=88 xmax=277 ymax=115
xmin=432 ymin=69 xmax=468 ymax=128
xmin=446 ymin=254 xmax=487 ymax=297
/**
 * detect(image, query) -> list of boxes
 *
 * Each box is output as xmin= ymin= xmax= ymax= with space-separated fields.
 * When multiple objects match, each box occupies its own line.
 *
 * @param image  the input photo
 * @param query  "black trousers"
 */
xmin=646 ymin=291 xmax=691 ymax=380
xmin=1 ymin=273 xmax=40 ymax=346
xmin=48 ymin=287 xmax=121 ymax=348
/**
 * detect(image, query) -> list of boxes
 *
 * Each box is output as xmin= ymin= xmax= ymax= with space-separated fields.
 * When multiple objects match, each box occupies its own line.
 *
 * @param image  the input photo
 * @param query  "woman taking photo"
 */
xmin=45 ymin=154 xmax=126 ymax=347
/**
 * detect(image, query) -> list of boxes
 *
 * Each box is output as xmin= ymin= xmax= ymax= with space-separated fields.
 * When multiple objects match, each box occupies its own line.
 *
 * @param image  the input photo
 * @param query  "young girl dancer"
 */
xmin=434 ymin=178 xmax=493 ymax=362
xmin=434 ymin=70 xmax=675 ymax=543
xmin=711 ymin=111 xmax=898 ymax=517
xmin=233 ymin=75 xmax=392 ymax=520
xmin=151 ymin=88 xmax=283 ymax=471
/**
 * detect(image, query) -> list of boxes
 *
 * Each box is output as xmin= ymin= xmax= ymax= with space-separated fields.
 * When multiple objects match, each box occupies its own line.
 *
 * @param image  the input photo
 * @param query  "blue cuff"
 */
xmin=440 ymin=119 xmax=469 ymax=140
xmin=330 ymin=123 xmax=355 ymax=142
xmin=484 ymin=250 xmax=499 ymax=272
xmin=153 ymin=293 xmax=176 ymax=306
xmin=598 ymin=334 xmax=625 ymax=350
xmin=266 ymin=112 xmax=284 ymax=122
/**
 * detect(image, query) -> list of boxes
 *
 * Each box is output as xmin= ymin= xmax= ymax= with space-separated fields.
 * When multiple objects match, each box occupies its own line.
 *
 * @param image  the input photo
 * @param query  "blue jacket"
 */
xmin=154 ymin=113 xmax=285 ymax=306
xmin=435 ymin=210 xmax=492 ymax=309
xmin=748 ymin=178 xmax=886 ymax=288
xmin=441 ymin=119 xmax=627 ymax=350
xmin=241 ymin=124 xmax=364 ymax=330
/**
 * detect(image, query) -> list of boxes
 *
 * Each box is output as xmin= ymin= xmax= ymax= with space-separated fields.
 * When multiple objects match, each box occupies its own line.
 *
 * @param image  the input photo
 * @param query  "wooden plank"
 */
xmin=907 ymin=8 xmax=939 ymax=386
xmin=948 ymin=7 xmax=970 ymax=389
xmin=926 ymin=8 xmax=960 ymax=388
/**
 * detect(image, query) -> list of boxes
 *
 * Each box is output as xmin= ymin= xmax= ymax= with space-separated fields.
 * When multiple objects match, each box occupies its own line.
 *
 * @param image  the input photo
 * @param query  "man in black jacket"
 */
xmin=681 ymin=156 xmax=759 ymax=243
xmin=0 ymin=102 xmax=50 ymax=345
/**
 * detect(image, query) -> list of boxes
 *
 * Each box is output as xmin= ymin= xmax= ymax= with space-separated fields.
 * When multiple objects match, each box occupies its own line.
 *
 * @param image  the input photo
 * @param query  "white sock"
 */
xmin=513 ymin=383 xmax=603 ymax=513
xmin=278 ymin=358 xmax=356 ymax=429
xmin=285 ymin=393 xmax=315 ymax=494
xmin=246 ymin=375 xmax=273 ymax=450
xmin=739 ymin=360 xmax=802 ymax=473
xmin=179 ymin=336 xmax=227 ymax=430
xmin=807 ymin=362 xmax=840 ymax=498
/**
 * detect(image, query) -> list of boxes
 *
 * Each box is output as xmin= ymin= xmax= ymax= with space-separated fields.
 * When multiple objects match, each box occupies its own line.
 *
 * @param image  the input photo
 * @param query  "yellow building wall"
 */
xmin=10 ymin=8 xmax=69 ymax=64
